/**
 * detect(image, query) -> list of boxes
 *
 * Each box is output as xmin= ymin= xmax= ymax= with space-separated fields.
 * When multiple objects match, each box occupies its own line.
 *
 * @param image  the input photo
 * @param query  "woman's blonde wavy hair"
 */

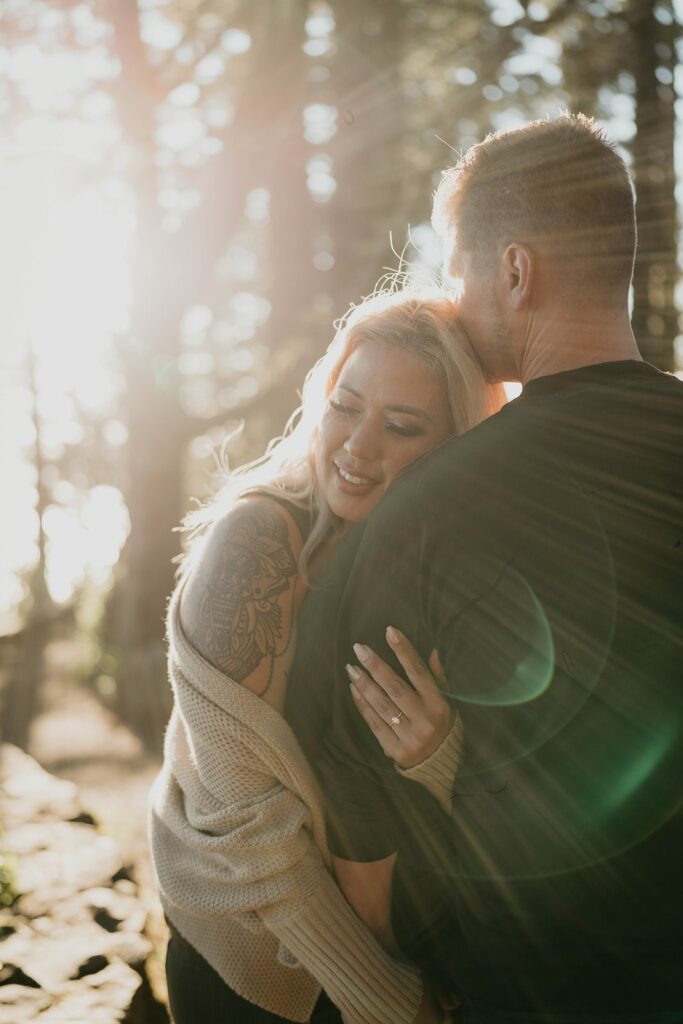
xmin=178 ymin=286 xmax=505 ymax=582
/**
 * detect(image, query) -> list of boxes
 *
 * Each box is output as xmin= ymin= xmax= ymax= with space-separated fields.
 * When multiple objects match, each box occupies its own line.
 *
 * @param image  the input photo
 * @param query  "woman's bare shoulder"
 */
xmin=179 ymin=496 xmax=304 ymax=695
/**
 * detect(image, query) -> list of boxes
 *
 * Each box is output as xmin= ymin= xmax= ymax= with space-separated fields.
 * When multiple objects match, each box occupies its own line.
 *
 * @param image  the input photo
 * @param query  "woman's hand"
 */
xmin=346 ymin=627 xmax=454 ymax=769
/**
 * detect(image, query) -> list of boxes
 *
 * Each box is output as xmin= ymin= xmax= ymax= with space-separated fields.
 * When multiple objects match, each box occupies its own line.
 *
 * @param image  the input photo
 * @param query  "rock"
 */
xmin=114 ymin=878 xmax=136 ymax=896
xmin=0 ymin=962 xmax=148 ymax=1023
xmin=11 ymin=822 xmax=123 ymax=897
xmin=2 ymin=920 xmax=110 ymax=990
xmin=0 ymin=746 xmax=81 ymax=828
xmin=0 ymin=745 xmax=169 ymax=1023
xmin=0 ymin=985 xmax=50 ymax=1023
xmin=86 ymin=885 xmax=146 ymax=934
xmin=105 ymin=932 xmax=151 ymax=972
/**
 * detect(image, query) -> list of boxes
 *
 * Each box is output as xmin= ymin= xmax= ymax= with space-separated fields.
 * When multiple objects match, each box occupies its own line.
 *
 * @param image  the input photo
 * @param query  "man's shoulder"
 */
xmin=379 ymin=402 xmax=531 ymax=511
xmin=384 ymin=363 xmax=683 ymax=508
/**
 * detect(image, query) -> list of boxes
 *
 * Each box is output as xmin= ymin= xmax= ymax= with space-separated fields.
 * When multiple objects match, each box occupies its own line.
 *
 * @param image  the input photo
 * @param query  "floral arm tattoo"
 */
xmin=181 ymin=503 xmax=299 ymax=693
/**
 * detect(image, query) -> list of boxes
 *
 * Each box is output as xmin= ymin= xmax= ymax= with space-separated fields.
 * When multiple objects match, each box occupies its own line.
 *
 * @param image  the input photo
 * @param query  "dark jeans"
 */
xmin=165 ymin=925 xmax=342 ymax=1024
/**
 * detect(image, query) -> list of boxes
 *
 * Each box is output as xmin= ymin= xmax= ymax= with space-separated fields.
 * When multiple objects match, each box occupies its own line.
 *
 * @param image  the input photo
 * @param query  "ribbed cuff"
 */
xmin=395 ymin=711 xmax=464 ymax=813
xmin=272 ymin=869 xmax=422 ymax=1024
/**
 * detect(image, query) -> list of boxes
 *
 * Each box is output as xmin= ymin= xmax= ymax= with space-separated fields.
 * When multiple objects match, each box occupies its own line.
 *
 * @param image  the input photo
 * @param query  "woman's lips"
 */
xmin=333 ymin=461 xmax=378 ymax=494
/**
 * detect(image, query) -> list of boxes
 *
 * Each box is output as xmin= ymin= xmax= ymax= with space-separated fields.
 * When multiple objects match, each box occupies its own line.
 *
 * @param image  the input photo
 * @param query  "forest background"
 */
xmin=0 ymin=0 xmax=681 ymax=994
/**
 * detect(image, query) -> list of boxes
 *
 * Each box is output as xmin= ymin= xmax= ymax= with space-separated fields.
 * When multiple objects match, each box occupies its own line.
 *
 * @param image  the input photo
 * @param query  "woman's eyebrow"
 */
xmin=337 ymin=383 xmax=433 ymax=422
xmin=337 ymin=383 xmax=362 ymax=399
xmin=387 ymin=403 xmax=433 ymax=422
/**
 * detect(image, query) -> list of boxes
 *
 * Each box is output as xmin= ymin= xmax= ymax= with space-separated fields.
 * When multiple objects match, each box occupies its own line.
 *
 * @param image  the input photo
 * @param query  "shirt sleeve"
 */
xmin=313 ymin=436 xmax=510 ymax=863
xmin=313 ymin=466 xmax=474 ymax=862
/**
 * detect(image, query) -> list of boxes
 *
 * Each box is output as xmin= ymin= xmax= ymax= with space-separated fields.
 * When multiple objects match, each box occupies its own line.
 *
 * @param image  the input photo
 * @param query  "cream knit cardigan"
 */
xmin=150 ymin=579 xmax=420 ymax=1023
xmin=150 ymin=579 xmax=464 ymax=1023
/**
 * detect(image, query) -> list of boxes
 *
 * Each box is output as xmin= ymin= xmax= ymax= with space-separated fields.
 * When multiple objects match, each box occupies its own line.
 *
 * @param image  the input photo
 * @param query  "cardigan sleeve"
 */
xmin=152 ymin=770 xmax=423 ymax=1024
xmin=395 ymin=710 xmax=464 ymax=815
xmin=267 ymin=852 xmax=423 ymax=1024
xmin=154 ymin=667 xmax=424 ymax=1024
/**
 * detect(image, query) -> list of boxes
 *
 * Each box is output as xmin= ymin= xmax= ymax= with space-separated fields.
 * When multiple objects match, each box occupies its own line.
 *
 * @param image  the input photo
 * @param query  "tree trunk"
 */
xmin=1 ymin=349 xmax=55 ymax=749
xmin=328 ymin=0 xmax=407 ymax=311
xmin=103 ymin=1 xmax=320 ymax=749
xmin=104 ymin=0 xmax=185 ymax=747
xmin=263 ymin=1 xmax=322 ymax=431
xmin=630 ymin=0 xmax=678 ymax=370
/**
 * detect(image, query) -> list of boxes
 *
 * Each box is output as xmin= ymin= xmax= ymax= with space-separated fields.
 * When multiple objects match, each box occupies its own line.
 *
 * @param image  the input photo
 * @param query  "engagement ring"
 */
xmin=390 ymin=714 xmax=403 ymax=726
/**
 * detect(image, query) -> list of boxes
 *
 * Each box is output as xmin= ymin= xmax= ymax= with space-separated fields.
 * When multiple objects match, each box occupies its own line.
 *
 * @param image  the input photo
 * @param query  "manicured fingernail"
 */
xmin=345 ymin=663 xmax=360 ymax=682
xmin=386 ymin=626 xmax=400 ymax=644
xmin=353 ymin=643 xmax=369 ymax=663
xmin=349 ymin=682 xmax=360 ymax=699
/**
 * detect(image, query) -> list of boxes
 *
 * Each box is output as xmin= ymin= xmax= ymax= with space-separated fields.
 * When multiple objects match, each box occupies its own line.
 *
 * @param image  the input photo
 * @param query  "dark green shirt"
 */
xmin=286 ymin=360 xmax=683 ymax=1015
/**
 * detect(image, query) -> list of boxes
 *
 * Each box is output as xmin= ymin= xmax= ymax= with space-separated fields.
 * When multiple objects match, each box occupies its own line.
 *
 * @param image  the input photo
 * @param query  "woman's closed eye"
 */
xmin=329 ymin=397 xmax=358 ymax=415
xmin=386 ymin=422 xmax=424 ymax=438
xmin=329 ymin=397 xmax=425 ymax=438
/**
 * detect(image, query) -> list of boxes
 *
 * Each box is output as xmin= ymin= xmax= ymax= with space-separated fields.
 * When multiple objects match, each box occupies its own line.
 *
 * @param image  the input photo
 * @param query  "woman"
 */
xmin=149 ymin=287 xmax=505 ymax=1024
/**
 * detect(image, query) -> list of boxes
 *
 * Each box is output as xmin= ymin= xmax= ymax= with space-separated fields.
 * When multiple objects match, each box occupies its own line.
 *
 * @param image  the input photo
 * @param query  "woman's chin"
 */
xmin=327 ymin=491 xmax=380 ymax=524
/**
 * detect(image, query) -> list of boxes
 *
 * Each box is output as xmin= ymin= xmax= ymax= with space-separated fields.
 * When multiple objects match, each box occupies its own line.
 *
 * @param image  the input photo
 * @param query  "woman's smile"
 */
xmin=333 ymin=460 xmax=380 ymax=492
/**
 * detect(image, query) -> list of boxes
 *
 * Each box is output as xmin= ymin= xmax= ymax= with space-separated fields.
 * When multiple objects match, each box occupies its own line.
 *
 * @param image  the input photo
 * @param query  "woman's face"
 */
xmin=315 ymin=337 xmax=453 ymax=523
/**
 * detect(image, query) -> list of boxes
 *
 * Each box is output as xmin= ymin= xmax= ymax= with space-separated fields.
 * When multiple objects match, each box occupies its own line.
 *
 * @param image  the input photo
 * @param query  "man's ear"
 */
xmin=502 ymin=243 xmax=534 ymax=310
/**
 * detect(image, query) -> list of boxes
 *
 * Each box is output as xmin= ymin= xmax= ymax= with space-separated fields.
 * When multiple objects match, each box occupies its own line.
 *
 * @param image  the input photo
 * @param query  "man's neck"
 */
xmin=518 ymin=309 xmax=641 ymax=386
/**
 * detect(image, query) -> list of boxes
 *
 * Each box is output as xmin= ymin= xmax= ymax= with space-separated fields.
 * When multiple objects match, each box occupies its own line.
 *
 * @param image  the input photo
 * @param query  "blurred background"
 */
xmin=0 ymin=0 xmax=681 ymax=991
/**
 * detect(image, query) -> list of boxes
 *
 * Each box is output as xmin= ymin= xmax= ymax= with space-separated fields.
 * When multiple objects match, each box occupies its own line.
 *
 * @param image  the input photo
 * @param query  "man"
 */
xmin=291 ymin=114 xmax=683 ymax=1021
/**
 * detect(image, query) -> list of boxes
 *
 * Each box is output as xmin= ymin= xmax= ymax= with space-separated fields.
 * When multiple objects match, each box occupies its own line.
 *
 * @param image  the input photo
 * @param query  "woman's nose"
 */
xmin=343 ymin=420 xmax=377 ymax=460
